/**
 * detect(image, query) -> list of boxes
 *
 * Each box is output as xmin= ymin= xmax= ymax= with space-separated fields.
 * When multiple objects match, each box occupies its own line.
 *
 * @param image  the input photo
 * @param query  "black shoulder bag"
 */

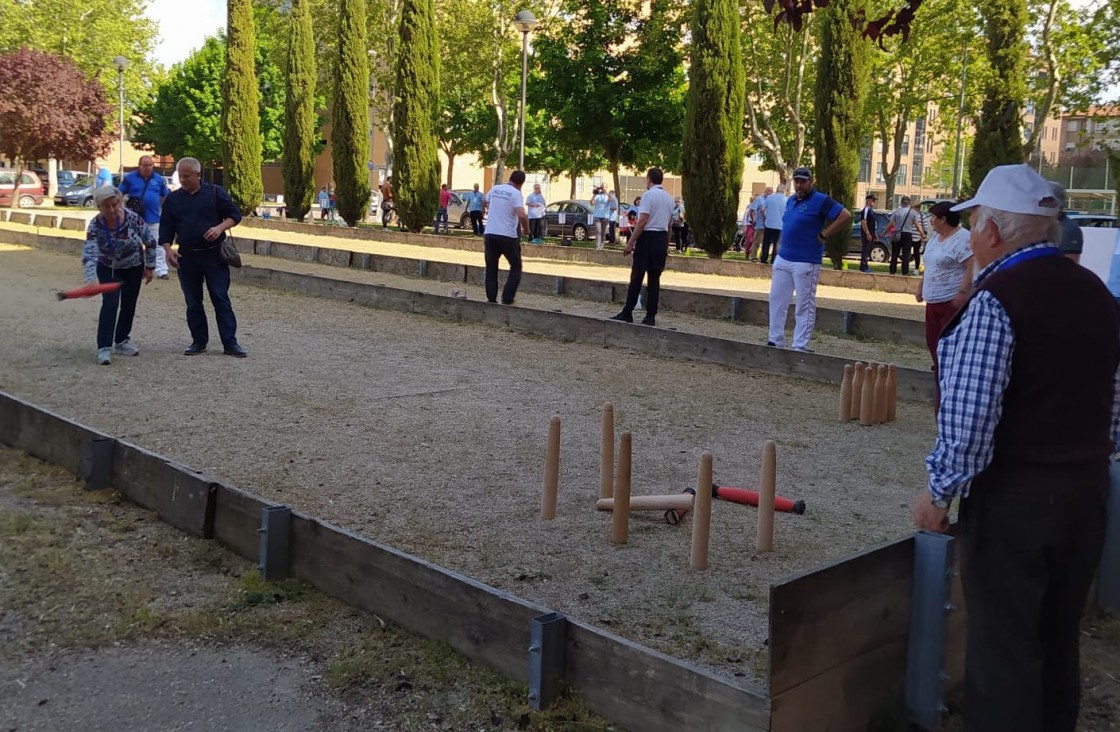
xmin=213 ymin=186 xmax=242 ymax=268
xmin=125 ymin=175 xmax=151 ymax=216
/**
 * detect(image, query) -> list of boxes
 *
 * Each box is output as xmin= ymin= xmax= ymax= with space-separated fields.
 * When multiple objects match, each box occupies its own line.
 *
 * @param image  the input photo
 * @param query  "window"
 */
xmin=901 ymin=135 xmax=910 ymax=155
xmin=1067 ymin=121 xmax=1079 ymax=132
xmin=1052 ymin=126 xmax=1057 ymax=140
xmin=1065 ymin=142 xmax=1076 ymax=150
xmin=876 ymin=163 xmax=885 ymax=183
xmin=899 ymin=164 xmax=908 ymax=181
xmin=911 ymin=161 xmax=923 ymax=186
xmin=858 ymin=158 xmax=871 ymax=183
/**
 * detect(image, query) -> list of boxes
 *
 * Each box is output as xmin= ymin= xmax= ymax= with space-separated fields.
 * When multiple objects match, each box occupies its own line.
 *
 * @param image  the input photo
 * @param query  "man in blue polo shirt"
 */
xmin=767 ymin=167 xmax=852 ymax=352
xmin=119 ymin=155 xmax=171 ymax=278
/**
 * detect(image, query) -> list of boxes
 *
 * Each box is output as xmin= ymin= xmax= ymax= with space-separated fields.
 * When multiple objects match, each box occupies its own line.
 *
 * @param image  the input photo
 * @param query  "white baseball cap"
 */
xmin=950 ymin=164 xmax=1060 ymax=217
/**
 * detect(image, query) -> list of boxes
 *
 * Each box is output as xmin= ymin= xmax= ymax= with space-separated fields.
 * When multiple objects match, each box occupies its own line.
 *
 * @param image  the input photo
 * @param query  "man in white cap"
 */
xmin=914 ymin=163 xmax=1120 ymax=732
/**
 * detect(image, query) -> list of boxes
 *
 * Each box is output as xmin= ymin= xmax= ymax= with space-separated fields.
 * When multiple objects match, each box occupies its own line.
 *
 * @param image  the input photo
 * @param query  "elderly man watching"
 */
xmin=915 ymin=164 xmax=1120 ymax=732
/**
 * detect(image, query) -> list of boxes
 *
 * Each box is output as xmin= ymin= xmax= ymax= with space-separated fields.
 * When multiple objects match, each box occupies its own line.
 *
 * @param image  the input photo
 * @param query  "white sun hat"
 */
xmin=950 ymin=163 xmax=1061 ymax=217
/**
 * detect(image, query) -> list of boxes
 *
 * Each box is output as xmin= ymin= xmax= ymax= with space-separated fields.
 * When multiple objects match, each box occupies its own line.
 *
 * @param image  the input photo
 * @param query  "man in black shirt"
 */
xmin=859 ymin=193 xmax=877 ymax=273
xmin=159 ymin=157 xmax=247 ymax=357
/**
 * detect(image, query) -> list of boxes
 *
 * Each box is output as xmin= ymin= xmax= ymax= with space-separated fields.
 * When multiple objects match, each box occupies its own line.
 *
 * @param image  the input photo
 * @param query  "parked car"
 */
xmin=56 ymin=169 xmax=89 ymax=189
xmin=1068 ymin=214 xmax=1118 ymax=228
xmin=0 ymin=168 xmax=46 ymax=208
xmin=54 ymin=174 xmax=122 ymax=208
xmin=542 ymin=200 xmax=595 ymax=241
xmin=849 ymin=208 xmax=891 ymax=263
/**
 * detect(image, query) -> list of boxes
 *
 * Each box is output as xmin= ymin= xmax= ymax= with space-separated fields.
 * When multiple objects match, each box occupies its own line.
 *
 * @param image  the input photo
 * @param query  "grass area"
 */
xmin=0 ymin=448 xmax=613 ymax=731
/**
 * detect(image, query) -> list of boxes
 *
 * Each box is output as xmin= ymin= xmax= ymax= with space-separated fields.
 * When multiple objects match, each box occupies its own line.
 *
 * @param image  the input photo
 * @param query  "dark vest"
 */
xmin=943 ymin=253 xmax=1119 ymax=486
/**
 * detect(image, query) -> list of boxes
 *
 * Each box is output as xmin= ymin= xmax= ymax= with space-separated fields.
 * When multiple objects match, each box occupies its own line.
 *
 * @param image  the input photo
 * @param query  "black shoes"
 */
xmin=184 ymin=343 xmax=206 ymax=355
xmin=641 ymin=317 xmax=656 ymax=326
xmin=609 ymin=312 xmax=633 ymax=323
xmin=223 ymin=343 xmax=248 ymax=358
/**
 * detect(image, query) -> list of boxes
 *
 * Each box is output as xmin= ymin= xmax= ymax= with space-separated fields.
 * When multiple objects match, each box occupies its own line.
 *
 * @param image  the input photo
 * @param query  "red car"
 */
xmin=0 ymin=168 xmax=46 ymax=208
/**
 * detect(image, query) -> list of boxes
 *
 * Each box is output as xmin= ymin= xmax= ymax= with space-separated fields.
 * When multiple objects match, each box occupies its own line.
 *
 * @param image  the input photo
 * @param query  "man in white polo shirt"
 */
xmin=609 ymin=167 xmax=674 ymax=326
xmin=482 ymin=170 xmax=530 ymax=305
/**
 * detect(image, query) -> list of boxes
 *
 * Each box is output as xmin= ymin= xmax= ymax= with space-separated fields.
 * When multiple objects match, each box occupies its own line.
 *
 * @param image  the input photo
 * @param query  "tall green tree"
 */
xmin=682 ymin=0 xmax=745 ymax=258
xmin=968 ymin=0 xmax=1029 ymax=189
xmin=283 ymin=0 xmax=317 ymax=221
xmin=332 ymin=0 xmax=372 ymax=226
xmin=391 ymin=0 xmax=441 ymax=232
xmin=223 ymin=0 xmax=265 ymax=214
xmin=815 ymin=0 xmax=869 ymax=268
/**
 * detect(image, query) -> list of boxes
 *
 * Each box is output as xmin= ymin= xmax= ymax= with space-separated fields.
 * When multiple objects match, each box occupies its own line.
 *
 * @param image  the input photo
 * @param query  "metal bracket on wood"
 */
xmin=554 ymin=277 xmax=565 ymax=296
xmin=528 ymin=611 xmax=567 ymax=711
xmin=419 ymin=260 xmax=429 ymax=278
xmin=842 ymin=310 xmax=855 ymax=335
xmin=729 ymin=296 xmax=742 ymax=322
xmin=82 ymin=437 xmax=115 ymax=491
xmin=1099 ymin=461 xmax=1120 ymax=610
xmin=905 ymin=531 xmax=956 ymax=731
xmin=258 ymin=505 xmax=292 ymax=581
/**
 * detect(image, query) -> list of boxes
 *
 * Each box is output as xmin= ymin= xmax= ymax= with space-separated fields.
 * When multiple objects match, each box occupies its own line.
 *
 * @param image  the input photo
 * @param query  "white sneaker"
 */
xmin=97 ymin=348 xmax=111 ymax=365
xmin=113 ymin=339 xmax=140 ymax=356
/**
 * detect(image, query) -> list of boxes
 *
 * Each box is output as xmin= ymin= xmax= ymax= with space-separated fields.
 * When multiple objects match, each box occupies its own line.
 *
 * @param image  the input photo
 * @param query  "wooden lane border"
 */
xmin=0 ymin=222 xmax=927 ymax=348
xmin=0 ymin=389 xmax=771 ymax=731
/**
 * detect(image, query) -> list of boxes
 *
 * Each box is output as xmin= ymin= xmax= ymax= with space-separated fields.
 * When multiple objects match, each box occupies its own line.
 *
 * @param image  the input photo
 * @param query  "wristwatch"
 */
xmin=931 ymin=497 xmax=951 ymax=510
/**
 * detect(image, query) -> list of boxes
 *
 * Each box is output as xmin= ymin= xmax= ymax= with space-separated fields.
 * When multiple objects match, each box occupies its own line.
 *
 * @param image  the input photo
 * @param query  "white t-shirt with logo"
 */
xmin=921 ymin=228 xmax=972 ymax=304
xmin=638 ymin=185 xmax=674 ymax=232
xmin=485 ymin=184 xmax=525 ymax=238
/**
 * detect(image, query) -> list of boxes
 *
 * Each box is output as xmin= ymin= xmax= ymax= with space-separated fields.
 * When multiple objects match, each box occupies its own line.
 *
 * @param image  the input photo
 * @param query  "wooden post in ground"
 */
xmin=875 ymin=364 xmax=889 ymax=424
xmin=859 ymin=364 xmax=877 ymax=426
xmin=690 ymin=452 xmax=713 ymax=570
xmin=840 ymin=364 xmax=854 ymax=422
xmin=612 ymin=432 xmax=632 ymax=545
xmin=600 ymin=403 xmax=614 ymax=500
xmin=541 ymin=415 xmax=560 ymax=520
xmin=887 ymin=364 xmax=898 ymax=422
xmin=757 ymin=441 xmax=777 ymax=552
xmin=851 ymin=362 xmax=865 ymax=421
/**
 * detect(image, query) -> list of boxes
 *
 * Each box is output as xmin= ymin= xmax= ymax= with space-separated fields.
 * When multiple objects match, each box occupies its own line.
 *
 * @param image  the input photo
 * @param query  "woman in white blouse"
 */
xmin=916 ymin=201 xmax=973 ymax=372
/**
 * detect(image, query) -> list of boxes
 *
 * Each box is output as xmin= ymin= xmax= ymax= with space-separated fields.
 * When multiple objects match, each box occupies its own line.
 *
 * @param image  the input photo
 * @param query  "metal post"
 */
xmin=905 ymin=531 xmax=956 ymax=731
xmin=519 ymin=30 xmax=529 ymax=171
xmin=528 ymin=611 xmax=567 ymax=710
xmin=258 ymin=505 xmax=292 ymax=581
xmin=118 ymin=70 xmax=125 ymax=174
xmin=951 ymin=46 xmax=968 ymax=199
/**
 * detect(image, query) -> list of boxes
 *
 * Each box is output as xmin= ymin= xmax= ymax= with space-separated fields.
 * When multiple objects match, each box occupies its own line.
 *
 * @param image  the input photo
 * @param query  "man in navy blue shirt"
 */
xmin=119 ymin=155 xmax=171 ymax=278
xmin=766 ymin=167 xmax=851 ymax=351
xmin=159 ymin=157 xmax=247 ymax=357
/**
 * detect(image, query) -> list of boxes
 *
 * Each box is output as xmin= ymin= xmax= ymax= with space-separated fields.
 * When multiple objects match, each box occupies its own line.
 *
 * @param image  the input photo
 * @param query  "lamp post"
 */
xmin=113 ymin=56 xmax=129 ymax=175
xmin=512 ymin=10 xmax=538 ymax=171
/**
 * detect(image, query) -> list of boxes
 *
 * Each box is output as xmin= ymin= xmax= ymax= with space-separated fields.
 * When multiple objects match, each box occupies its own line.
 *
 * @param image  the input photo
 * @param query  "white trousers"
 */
xmin=767 ymin=255 xmax=821 ymax=350
xmin=148 ymin=223 xmax=168 ymax=277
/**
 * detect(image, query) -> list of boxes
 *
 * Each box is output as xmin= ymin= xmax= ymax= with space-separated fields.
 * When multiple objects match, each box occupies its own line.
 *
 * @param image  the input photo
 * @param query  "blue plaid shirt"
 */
xmin=926 ymin=242 xmax=1120 ymax=502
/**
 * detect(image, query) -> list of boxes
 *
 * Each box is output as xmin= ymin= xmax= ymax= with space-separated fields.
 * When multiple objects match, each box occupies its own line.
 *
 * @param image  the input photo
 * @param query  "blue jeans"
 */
xmin=434 ymin=207 xmax=449 ymax=234
xmin=177 ymin=248 xmax=238 ymax=347
xmin=96 ymin=264 xmax=144 ymax=349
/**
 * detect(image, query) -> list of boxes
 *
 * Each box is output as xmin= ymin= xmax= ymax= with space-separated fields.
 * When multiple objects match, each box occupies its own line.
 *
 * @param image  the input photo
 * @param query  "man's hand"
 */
xmin=622 ymin=242 xmax=634 ymax=256
xmin=203 ymin=225 xmax=224 ymax=241
xmin=143 ymin=269 xmax=153 ymax=285
xmin=912 ymin=488 xmax=950 ymax=532
xmin=164 ymin=245 xmax=179 ymax=269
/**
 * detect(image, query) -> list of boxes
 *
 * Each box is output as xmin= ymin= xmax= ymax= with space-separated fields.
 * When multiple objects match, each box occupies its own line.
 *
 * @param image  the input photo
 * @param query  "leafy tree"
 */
xmin=223 ymin=0 xmax=265 ymax=214
xmin=682 ymin=0 xmax=745 ymax=258
xmin=332 ymin=0 xmax=372 ymax=226
xmin=0 ymin=48 xmax=114 ymax=187
xmin=968 ymin=0 xmax=1029 ymax=189
xmin=283 ymin=0 xmax=318 ymax=221
xmin=741 ymin=0 xmax=817 ymax=184
xmin=522 ymin=108 xmax=606 ymax=195
xmin=531 ymin=0 xmax=688 ymax=194
xmin=391 ymin=0 xmax=441 ymax=232
xmin=815 ymin=0 xmax=869 ymax=269
xmin=133 ymin=36 xmax=285 ymax=170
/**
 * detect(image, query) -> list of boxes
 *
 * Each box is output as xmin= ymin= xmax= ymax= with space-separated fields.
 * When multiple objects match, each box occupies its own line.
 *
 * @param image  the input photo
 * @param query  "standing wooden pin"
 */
xmin=690 ymin=451 xmax=714 ymax=570
xmin=757 ymin=441 xmax=777 ymax=552
xmin=600 ymin=403 xmax=615 ymax=500
xmin=541 ymin=415 xmax=561 ymax=520
xmin=612 ymin=432 xmax=632 ymax=545
xmin=887 ymin=364 xmax=898 ymax=422
xmin=859 ymin=363 xmax=877 ymax=426
xmin=851 ymin=362 xmax=865 ymax=421
xmin=839 ymin=364 xmax=854 ymax=422
xmin=875 ymin=364 xmax=889 ymax=424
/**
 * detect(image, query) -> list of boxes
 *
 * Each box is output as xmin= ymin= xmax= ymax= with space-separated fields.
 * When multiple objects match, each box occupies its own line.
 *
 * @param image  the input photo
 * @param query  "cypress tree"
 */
xmin=968 ymin=0 xmax=1028 ymax=190
xmin=681 ymin=0 xmax=745 ymax=259
xmin=282 ymin=0 xmax=316 ymax=222
xmin=813 ymin=0 xmax=868 ymax=268
xmin=391 ymin=0 xmax=441 ymax=233
xmin=222 ymin=0 xmax=264 ymax=214
xmin=332 ymin=0 xmax=372 ymax=227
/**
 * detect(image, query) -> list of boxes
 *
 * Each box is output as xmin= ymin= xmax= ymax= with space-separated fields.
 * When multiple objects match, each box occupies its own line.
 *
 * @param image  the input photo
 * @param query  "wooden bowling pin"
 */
xmin=875 ymin=365 xmax=889 ymax=424
xmin=840 ymin=364 xmax=854 ymax=423
xmin=541 ymin=415 xmax=561 ymax=520
xmin=600 ymin=403 xmax=614 ymax=500
xmin=757 ymin=441 xmax=777 ymax=553
xmin=851 ymin=362 xmax=865 ymax=421
xmin=612 ymin=432 xmax=632 ymax=544
xmin=859 ymin=363 xmax=877 ymax=426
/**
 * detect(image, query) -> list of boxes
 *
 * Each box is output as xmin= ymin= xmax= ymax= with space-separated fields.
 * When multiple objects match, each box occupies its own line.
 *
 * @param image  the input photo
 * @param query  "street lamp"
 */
xmin=512 ymin=10 xmax=538 ymax=171
xmin=112 ymin=56 xmax=129 ymax=175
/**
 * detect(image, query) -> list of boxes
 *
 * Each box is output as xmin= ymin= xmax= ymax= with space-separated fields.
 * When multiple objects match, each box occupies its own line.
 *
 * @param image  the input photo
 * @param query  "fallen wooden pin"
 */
xmin=595 ymin=493 xmax=695 ymax=512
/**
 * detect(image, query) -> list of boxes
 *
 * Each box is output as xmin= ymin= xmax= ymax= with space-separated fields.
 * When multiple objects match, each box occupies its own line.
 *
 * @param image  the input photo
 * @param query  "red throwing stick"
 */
xmin=666 ymin=483 xmax=806 ymax=524
xmin=57 ymin=282 xmax=122 ymax=301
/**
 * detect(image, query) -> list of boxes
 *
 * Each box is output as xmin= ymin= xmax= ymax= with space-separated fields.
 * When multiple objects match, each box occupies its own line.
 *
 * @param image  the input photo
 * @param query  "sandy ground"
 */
xmin=0 ymin=242 xmax=937 ymax=684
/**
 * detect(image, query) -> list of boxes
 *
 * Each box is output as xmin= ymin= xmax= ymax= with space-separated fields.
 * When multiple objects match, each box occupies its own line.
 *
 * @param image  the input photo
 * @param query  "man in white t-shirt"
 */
xmin=482 ymin=170 xmax=530 ymax=305
xmin=609 ymin=167 xmax=674 ymax=326
xmin=761 ymin=184 xmax=787 ymax=264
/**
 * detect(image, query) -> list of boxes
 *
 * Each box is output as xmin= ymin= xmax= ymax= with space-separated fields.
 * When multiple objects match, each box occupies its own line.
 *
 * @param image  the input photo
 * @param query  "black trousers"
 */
xmin=620 ymin=231 xmax=669 ymax=318
xmin=890 ymin=232 xmax=915 ymax=275
xmin=96 ymin=263 xmax=144 ymax=349
xmin=959 ymin=467 xmax=1107 ymax=732
xmin=761 ymin=228 xmax=781 ymax=264
xmin=529 ymin=217 xmax=544 ymax=240
xmin=470 ymin=211 xmax=484 ymax=235
xmin=483 ymin=234 xmax=522 ymax=304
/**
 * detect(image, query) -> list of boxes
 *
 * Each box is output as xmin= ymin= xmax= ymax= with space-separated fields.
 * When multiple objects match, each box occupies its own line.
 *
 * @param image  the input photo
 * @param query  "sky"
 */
xmin=148 ymin=0 xmax=226 ymax=67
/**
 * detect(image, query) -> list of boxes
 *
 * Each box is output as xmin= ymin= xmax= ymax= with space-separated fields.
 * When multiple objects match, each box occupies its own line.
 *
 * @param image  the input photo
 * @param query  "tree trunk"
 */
xmin=569 ymin=174 xmax=577 ymax=197
xmin=445 ymin=150 xmax=455 ymax=187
